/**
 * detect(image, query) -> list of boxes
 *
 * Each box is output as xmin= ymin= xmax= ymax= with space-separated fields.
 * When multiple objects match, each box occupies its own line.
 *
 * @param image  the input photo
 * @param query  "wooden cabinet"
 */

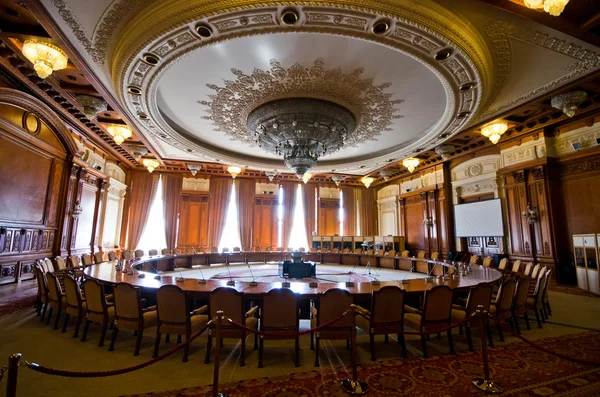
xmin=573 ymin=234 xmax=599 ymax=294
xmin=252 ymin=196 xmax=278 ymax=249
xmin=178 ymin=193 xmax=208 ymax=248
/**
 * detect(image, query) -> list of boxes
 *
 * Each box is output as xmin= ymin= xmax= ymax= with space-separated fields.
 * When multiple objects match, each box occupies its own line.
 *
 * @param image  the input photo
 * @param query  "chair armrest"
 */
xmin=404 ymin=304 xmax=421 ymax=314
xmin=144 ymin=305 xmax=157 ymax=312
xmin=354 ymin=305 xmax=370 ymax=317
xmin=311 ymin=306 xmax=318 ymax=317
xmin=452 ymin=304 xmax=465 ymax=310
xmin=192 ymin=305 xmax=208 ymax=315
xmin=245 ymin=305 xmax=259 ymax=317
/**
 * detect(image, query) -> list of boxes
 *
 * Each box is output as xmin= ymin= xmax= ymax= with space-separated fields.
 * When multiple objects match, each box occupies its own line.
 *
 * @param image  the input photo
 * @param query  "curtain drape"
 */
xmin=208 ymin=178 xmax=232 ymax=250
xmin=342 ymin=187 xmax=356 ymax=236
xmin=162 ymin=174 xmax=183 ymax=251
xmin=281 ymin=182 xmax=297 ymax=250
xmin=303 ymin=184 xmax=317 ymax=247
xmin=237 ymin=178 xmax=255 ymax=251
xmin=126 ymin=171 xmax=158 ymax=250
xmin=360 ymin=187 xmax=376 ymax=236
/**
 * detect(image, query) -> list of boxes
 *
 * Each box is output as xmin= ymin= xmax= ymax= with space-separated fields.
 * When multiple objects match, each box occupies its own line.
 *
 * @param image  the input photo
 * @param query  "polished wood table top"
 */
xmin=84 ymin=261 xmax=502 ymax=298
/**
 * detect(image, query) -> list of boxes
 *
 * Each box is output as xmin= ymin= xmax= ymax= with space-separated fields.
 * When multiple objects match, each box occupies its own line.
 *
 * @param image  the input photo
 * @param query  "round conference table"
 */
xmin=84 ymin=254 xmax=503 ymax=299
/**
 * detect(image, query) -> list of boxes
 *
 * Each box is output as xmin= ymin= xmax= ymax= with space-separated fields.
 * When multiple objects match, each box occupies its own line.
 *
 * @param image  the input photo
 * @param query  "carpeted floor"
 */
xmin=1 ymin=279 xmax=599 ymax=396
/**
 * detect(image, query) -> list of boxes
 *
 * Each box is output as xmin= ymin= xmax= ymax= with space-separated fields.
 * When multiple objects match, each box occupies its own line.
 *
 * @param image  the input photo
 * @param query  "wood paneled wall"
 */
xmin=177 ymin=192 xmax=209 ymax=248
xmin=252 ymin=195 xmax=278 ymax=249
xmin=318 ymin=198 xmax=340 ymax=236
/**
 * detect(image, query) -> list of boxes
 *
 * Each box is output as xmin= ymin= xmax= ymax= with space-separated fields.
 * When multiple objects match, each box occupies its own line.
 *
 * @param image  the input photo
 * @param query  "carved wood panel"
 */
xmin=403 ymin=194 xmax=425 ymax=252
xmin=253 ymin=197 xmax=278 ymax=248
xmin=178 ymin=194 xmax=209 ymax=248
xmin=319 ymin=198 xmax=340 ymax=236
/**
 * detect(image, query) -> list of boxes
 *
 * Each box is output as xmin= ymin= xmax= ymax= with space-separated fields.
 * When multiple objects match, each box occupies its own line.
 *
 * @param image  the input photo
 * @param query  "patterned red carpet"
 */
xmin=126 ymin=331 xmax=600 ymax=397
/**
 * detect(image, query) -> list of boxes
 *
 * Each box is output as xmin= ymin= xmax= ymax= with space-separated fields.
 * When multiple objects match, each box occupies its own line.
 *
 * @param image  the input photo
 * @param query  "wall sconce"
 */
xmin=142 ymin=159 xmax=160 ymax=173
xmin=69 ymin=200 xmax=83 ymax=218
xmin=522 ymin=203 xmax=538 ymax=225
xmin=423 ymin=216 xmax=434 ymax=228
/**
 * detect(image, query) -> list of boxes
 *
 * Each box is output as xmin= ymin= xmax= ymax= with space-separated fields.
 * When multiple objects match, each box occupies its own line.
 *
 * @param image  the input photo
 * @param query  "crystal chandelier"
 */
xmin=331 ymin=175 xmax=344 ymax=186
xmin=106 ymin=124 xmax=133 ymax=145
xmin=227 ymin=166 xmax=242 ymax=179
xmin=187 ymin=164 xmax=202 ymax=176
xmin=402 ymin=158 xmax=419 ymax=173
xmin=302 ymin=172 xmax=312 ymax=184
xmin=265 ymin=171 xmax=277 ymax=182
xmin=22 ymin=40 xmax=68 ymax=79
xmin=142 ymin=159 xmax=159 ymax=173
xmin=481 ymin=120 xmax=508 ymax=145
xmin=524 ymin=0 xmax=570 ymax=16
xmin=551 ymin=91 xmax=588 ymax=118
xmin=361 ymin=176 xmax=374 ymax=188
xmin=247 ymin=98 xmax=356 ymax=177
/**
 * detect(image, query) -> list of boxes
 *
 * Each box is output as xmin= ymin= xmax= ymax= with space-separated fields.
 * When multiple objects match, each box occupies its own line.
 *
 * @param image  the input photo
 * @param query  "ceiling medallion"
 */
xmin=200 ymin=58 xmax=403 ymax=151
xmin=248 ymin=98 xmax=356 ymax=177
xmin=434 ymin=144 xmax=455 ymax=160
xmin=75 ymin=95 xmax=108 ymax=117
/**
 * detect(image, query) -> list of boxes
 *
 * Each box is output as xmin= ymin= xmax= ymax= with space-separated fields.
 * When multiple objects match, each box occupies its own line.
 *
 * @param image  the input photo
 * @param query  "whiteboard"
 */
xmin=454 ymin=199 xmax=504 ymax=237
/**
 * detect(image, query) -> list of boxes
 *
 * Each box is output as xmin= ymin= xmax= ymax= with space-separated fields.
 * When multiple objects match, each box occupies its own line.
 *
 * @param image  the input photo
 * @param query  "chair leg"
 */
xmin=369 ymin=334 xmax=376 ymax=361
xmin=220 ymin=337 xmax=224 ymax=348
xmin=53 ymin=309 xmax=62 ymax=330
xmin=534 ymin=309 xmax=543 ymax=328
xmin=384 ymin=334 xmax=389 ymax=344
xmin=165 ymin=334 xmax=170 ymax=343
xmin=204 ymin=331 xmax=213 ymax=364
xmin=134 ymin=330 xmax=143 ymax=356
xmin=46 ymin=307 xmax=53 ymax=324
xmin=41 ymin=303 xmax=48 ymax=321
xmin=99 ymin=320 xmax=109 ymax=347
xmin=508 ymin=317 xmax=515 ymax=331
xmin=61 ymin=313 xmax=70 ymax=333
xmin=73 ymin=315 xmax=83 ymax=338
xmin=524 ymin=312 xmax=532 ymax=330
xmin=294 ymin=336 xmax=300 ymax=367
xmin=254 ymin=331 xmax=258 ymax=350
xmin=447 ymin=329 xmax=456 ymax=355
xmin=258 ymin=337 xmax=264 ymax=368
xmin=465 ymin=324 xmax=473 ymax=352
xmin=496 ymin=322 xmax=504 ymax=342
xmin=310 ymin=332 xmax=314 ymax=350
xmin=346 ymin=339 xmax=351 ymax=350
xmin=240 ymin=332 xmax=246 ymax=367
xmin=421 ymin=335 xmax=428 ymax=358
xmin=153 ymin=331 xmax=161 ymax=358
xmin=398 ymin=332 xmax=407 ymax=359
xmin=513 ymin=314 xmax=521 ymax=336
xmin=183 ymin=331 xmax=190 ymax=363
xmin=542 ymin=305 xmax=548 ymax=322
xmin=546 ymin=301 xmax=552 ymax=316
xmin=177 ymin=334 xmax=182 ymax=344
xmin=81 ymin=319 xmax=90 ymax=342
xmin=108 ymin=327 xmax=118 ymax=351
xmin=486 ymin=324 xmax=494 ymax=347
xmin=314 ymin=336 xmax=320 ymax=367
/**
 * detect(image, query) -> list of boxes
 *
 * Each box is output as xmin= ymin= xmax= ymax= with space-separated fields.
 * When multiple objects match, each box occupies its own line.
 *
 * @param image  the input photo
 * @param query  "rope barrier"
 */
xmin=490 ymin=316 xmax=600 ymax=367
xmin=26 ymin=322 xmax=211 ymax=377
xmin=226 ymin=310 xmax=350 ymax=337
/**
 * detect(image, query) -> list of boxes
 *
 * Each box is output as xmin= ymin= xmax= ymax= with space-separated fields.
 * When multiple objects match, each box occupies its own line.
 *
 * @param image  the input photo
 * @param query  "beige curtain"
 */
xmin=126 ymin=171 xmax=158 ymax=250
xmin=342 ymin=187 xmax=356 ymax=236
xmin=237 ymin=178 xmax=255 ymax=251
xmin=303 ymin=184 xmax=317 ymax=246
xmin=162 ymin=174 xmax=183 ymax=250
xmin=281 ymin=182 xmax=297 ymax=250
xmin=208 ymin=178 xmax=232 ymax=249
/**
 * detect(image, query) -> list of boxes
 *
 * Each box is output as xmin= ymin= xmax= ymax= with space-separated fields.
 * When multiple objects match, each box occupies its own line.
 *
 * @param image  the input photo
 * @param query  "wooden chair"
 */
xmin=522 ymin=263 xmax=533 ymax=277
xmin=469 ymin=255 xmax=480 ymax=265
xmin=512 ymin=276 xmax=531 ymax=334
xmin=107 ymin=251 xmax=118 ymax=261
xmin=353 ymin=248 xmax=362 ymax=254
xmin=401 ymin=250 xmax=410 ymax=258
xmin=205 ymin=287 xmax=258 ymax=367
xmin=451 ymin=283 xmax=493 ymax=351
xmin=356 ymin=286 xmax=407 ymax=360
xmin=311 ymin=288 xmax=354 ymax=367
xmin=489 ymin=278 xmax=516 ymax=344
xmin=498 ymin=258 xmax=508 ymax=271
xmin=82 ymin=278 xmax=115 ymax=347
xmin=416 ymin=251 xmax=428 ymax=273
xmin=109 ymin=283 xmax=158 ymax=356
xmin=253 ymin=247 xmax=262 ymax=252
xmin=34 ymin=263 xmax=49 ymax=320
xmin=385 ymin=249 xmax=397 ymax=257
xmin=53 ymin=257 xmax=66 ymax=271
xmin=342 ymin=248 xmax=350 ymax=253
xmin=527 ymin=272 xmax=548 ymax=328
xmin=81 ymin=253 xmax=93 ymax=266
xmin=404 ymin=285 xmax=455 ymax=358
xmin=93 ymin=252 xmax=104 ymax=264
xmin=161 ymin=249 xmax=171 ymax=255
xmin=222 ymin=247 xmax=230 ymax=253
xmin=375 ymin=249 xmax=385 ymax=256
xmin=122 ymin=250 xmax=134 ymax=260
xmin=134 ymin=249 xmax=144 ymax=258
xmin=542 ymin=268 xmax=553 ymax=318
xmin=46 ymin=272 xmax=66 ymax=330
xmin=62 ymin=275 xmax=86 ymax=337
xmin=331 ymin=248 xmax=339 ymax=253
xmin=148 ymin=249 xmax=158 ymax=256
xmin=40 ymin=258 xmax=52 ymax=273
xmin=233 ymin=247 xmax=241 ymax=252
xmin=259 ymin=288 xmax=300 ymax=368
xmin=153 ymin=285 xmax=209 ymax=362
xmin=529 ymin=264 xmax=542 ymax=279
xmin=510 ymin=260 xmax=522 ymax=273
xmin=482 ymin=256 xmax=493 ymax=267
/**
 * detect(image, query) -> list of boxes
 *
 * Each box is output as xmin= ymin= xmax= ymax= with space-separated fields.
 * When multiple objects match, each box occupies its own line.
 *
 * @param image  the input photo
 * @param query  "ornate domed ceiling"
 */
xmin=38 ymin=0 xmax=600 ymax=177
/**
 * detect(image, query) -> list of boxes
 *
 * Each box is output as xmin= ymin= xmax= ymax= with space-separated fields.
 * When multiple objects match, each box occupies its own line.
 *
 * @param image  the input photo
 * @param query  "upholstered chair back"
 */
xmin=482 ymin=256 xmax=493 ymax=267
xmin=46 ymin=272 xmax=63 ymax=303
xmin=233 ymin=247 xmax=241 ymax=252
xmin=498 ymin=258 xmax=508 ymax=270
xmin=494 ymin=279 xmax=516 ymax=321
xmin=68 ymin=256 xmax=80 ymax=268
xmin=513 ymin=277 xmax=531 ymax=315
xmin=262 ymin=288 xmax=298 ymax=329
xmin=113 ymin=283 xmax=143 ymax=328
xmin=386 ymin=249 xmax=396 ymax=257
xmin=107 ymin=251 xmax=117 ymax=261
xmin=523 ymin=263 xmax=533 ymax=277
xmin=93 ymin=252 xmax=104 ymax=264
xmin=161 ymin=249 xmax=171 ymax=255
xmin=317 ymin=289 xmax=353 ymax=328
xmin=81 ymin=253 xmax=92 ymax=266
xmin=511 ymin=260 xmax=522 ymax=273
xmin=63 ymin=275 xmax=84 ymax=315
xmin=469 ymin=255 xmax=480 ymax=264
xmin=431 ymin=252 xmax=439 ymax=261
xmin=54 ymin=257 xmax=66 ymax=270
xmin=156 ymin=285 xmax=189 ymax=326
xmin=209 ymin=288 xmax=244 ymax=324
xmin=84 ymin=279 xmax=108 ymax=317
xmin=148 ymin=249 xmax=158 ymax=256
xmin=185 ymin=247 xmax=195 ymax=254
xmin=371 ymin=286 xmax=404 ymax=326
xmin=42 ymin=258 xmax=53 ymax=273
xmin=465 ymin=283 xmax=493 ymax=316
xmin=421 ymin=285 xmax=453 ymax=327
xmin=122 ymin=250 xmax=133 ymax=260
xmin=401 ymin=250 xmax=410 ymax=258
xmin=353 ymin=248 xmax=362 ymax=254
xmin=134 ymin=249 xmax=144 ymax=258
xmin=35 ymin=264 xmax=48 ymax=297
xmin=417 ymin=251 xmax=426 ymax=259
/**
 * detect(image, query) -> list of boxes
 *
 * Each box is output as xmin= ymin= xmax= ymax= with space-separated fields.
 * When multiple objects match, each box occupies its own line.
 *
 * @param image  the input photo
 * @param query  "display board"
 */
xmin=454 ymin=199 xmax=504 ymax=237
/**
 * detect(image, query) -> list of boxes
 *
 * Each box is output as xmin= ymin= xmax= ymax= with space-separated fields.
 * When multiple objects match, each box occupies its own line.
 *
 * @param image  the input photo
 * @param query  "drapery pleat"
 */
xmin=281 ymin=182 xmax=297 ymax=250
xmin=126 ymin=171 xmax=158 ymax=250
xmin=237 ymin=178 xmax=255 ymax=251
xmin=342 ymin=187 xmax=356 ymax=236
xmin=303 ymin=184 xmax=317 ymax=247
xmin=162 ymin=174 xmax=183 ymax=250
xmin=208 ymin=178 xmax=232 ymax=250
xmin=360 ymin=187 xmax=376 ymax=236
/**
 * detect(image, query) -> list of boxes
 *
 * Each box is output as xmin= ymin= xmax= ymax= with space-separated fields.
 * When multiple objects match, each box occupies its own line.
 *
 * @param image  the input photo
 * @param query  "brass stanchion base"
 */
xmin=473 ymin=378 xmax=504 ymax=394
xmin=340 ymin=378 xmax=369 ymax=395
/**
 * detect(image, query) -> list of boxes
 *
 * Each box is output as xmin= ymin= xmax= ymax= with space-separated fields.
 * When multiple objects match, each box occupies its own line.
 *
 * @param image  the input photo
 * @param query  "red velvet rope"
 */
xmin=227 ymin=310 xmax=349 ymax=337
xmin=359 ymin=312 xmax=475 ymax=335
xmin=490 ymin=316 xmax=600 ymax=367
xmin=26 ymin=322 xmax=211 ymax=377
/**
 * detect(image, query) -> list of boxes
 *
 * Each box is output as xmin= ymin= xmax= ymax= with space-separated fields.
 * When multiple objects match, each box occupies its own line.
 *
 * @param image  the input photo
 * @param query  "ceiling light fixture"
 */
xmin=302 ymin=172 xmax=312 ymax=184
xmin=480 ymin=120 xmax=508 ymax=145
xmin=106 ymin=124 xmax=133 ymax=145
xmin=402 ymin=158 xmax=419 ymax=173
xmin=142 ymin=159 xmax=159 ymax=173
xmin=524 ymin=0 xmax=569 ymax=16
xmin=434 ymin=144 xmax=455 ymax=160
xmin=75 ymin=95 xmax=107 ymax=117
xmin=361 ymin=176 xmax=374 ymax=188
xmin=187 ymin=164 xmax=202 ymax=176
xmin=265 ymin=171 xmax=277 ymax=182
xmin=550 ymin=91 xmax=588 ymax=118
xmin=227 ymin=166 xmax=242 ymax=179
xmin=247 ymin=98 xmax=356 ymax=177
xmin=379 ymin=170 xmax=394 ymax=181
xmin=126 ymin=145 xmax=148 ymax=161
xmin=331 ymin=175 xmax=344 ymax=187
xmin=21 ymin=40 xmax=68 ymax=79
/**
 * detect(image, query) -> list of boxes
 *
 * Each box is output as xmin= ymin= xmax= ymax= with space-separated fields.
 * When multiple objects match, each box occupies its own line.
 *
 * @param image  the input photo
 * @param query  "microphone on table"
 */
xmin=401 ymin=264 xmax=415 ymax=284
xmin=370 ymin=265 xmax=382 ymax=286
xmin=198 ymin=267 xmax=207 ymax=284
xmin=346 ymin=263 xmax=358 ymax=287
xmin=247 ymin=265 xmax=258 ymax=286
xmin=226 ymin=262 xmax=235 ymax=286
xmin=176 ymin=271 xmax=185 ymax=282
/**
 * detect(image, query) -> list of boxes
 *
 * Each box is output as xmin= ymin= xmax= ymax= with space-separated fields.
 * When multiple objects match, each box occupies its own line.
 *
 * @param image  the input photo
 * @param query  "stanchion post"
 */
xmin=340 ymin=305 xmax=369 ymax=395
xmin=473 ymin=305 xmax=503 ymax=394
xmin=211 ymin=311 xmax=227 ymax=397
xmin=6 ymin=353 xmax=21 ymax=397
